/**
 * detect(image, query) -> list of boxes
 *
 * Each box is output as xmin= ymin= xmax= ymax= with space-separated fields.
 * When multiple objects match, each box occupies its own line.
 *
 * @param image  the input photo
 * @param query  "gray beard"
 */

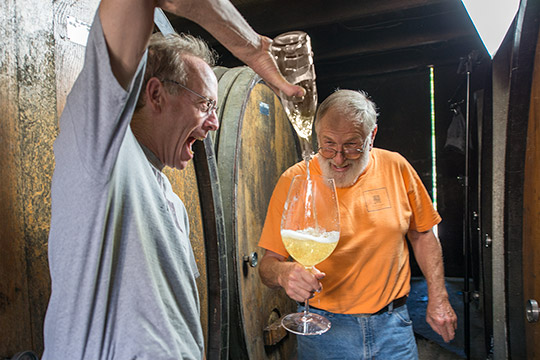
xmin=318 ymin=152 xmax=370 ymax=188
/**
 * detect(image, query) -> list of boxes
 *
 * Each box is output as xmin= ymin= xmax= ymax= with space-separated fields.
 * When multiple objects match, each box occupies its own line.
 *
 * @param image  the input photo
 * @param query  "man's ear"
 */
xmin=370 ymin=125 xmax=378 ymax=149
xmin=145 ymin=77 xmax=165 ymax=112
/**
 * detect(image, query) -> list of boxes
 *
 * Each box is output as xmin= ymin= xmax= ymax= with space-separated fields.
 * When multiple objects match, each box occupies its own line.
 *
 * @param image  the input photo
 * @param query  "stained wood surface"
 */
xmin=216 ymin=67 xmax=300 ymax=360
xmin=523 ymin=28 xmax=540 ymax=360
xmin=0 ymin=0 xmax=73 ymax=356
xmin=235 ymin=81 xmax=300 ymax=360
xmin=0 ymin=0 xmax=31 ymax=356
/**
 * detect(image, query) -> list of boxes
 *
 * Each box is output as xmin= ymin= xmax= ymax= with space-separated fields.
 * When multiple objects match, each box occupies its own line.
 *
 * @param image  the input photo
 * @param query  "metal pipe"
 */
xmin=463 ymin=54 xmax=472 ymax=360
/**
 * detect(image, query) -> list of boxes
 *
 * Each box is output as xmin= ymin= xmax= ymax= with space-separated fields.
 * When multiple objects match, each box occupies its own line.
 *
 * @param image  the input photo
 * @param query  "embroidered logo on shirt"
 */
xmin=364 ymin=188 xmax=391 ymax=212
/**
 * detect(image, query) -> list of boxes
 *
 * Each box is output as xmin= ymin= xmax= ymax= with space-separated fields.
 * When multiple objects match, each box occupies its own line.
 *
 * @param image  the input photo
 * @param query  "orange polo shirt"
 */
xmin=258 ymin=149 xmax=441 ymax=314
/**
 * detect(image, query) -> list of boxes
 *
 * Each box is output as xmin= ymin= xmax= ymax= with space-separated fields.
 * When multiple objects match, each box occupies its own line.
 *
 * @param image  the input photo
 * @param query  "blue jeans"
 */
xmin=297 ymin=304 xmax=418 ymax=360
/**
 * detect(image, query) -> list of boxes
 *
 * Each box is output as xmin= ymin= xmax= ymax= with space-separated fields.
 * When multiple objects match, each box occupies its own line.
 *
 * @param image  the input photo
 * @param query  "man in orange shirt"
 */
xmin=258 ymin=89 xmax=457 ymax=359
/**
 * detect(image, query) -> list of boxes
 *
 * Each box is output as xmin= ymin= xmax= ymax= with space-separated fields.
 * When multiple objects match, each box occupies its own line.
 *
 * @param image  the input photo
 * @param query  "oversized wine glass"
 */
xmin=280 ymin=174 xmax=340 ymax=335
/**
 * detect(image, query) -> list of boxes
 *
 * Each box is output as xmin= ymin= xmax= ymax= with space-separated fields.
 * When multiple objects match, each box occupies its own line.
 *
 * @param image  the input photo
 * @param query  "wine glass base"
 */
xmin=281 ymin=312 xmax=331 ymax=336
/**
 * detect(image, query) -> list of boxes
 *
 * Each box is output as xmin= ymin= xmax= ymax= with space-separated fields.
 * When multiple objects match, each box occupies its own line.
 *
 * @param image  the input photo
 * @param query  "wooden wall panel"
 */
xmin=0 ymin=0 xmax=32 ymax=356
xmin=0 ymin=0 xmax=99 ymax=357
xmin=0 ymin=0 xmax=57 ymax=355
xmin=523 ymin=28 xmax=540 ymax=360
xmin=17 ymin=1 xmax=57 ymax=354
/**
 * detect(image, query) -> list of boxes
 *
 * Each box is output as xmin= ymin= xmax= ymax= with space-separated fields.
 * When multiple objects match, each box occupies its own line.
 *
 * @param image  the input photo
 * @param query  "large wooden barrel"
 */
xmin=523 ymin=41 xmax=540 ymax=359
xmin=214 ymin=66 xmax=301 ymax=360
xmin=489 ymin=1 xmax=540 ymax=358
xmin=502 ymin=2 xmax=540 ymax=357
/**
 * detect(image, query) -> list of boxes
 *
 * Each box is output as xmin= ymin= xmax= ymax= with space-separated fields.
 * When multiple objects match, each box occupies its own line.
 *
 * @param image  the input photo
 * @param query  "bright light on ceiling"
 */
xmin=461 ymin=0 xmax=521 ymax=58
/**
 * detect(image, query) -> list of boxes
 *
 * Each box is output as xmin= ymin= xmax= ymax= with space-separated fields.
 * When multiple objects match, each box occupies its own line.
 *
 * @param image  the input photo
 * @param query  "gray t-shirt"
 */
xmin=43 ymin=12 xmax=203 ymax=360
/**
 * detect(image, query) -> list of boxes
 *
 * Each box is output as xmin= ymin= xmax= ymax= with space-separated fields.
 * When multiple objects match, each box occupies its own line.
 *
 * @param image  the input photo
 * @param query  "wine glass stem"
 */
xmin=304 ymin=266 xmax=313 ymax=316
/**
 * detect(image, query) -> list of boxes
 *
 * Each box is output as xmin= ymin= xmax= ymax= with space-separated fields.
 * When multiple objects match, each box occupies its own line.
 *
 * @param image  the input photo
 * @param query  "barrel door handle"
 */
xmin=243 ymin=252 xmax=258 ymax=268
xmin=263 ymin=314 xmax=288 ymax=346
xmin=526 ymin=299 xmax=539 ymax=323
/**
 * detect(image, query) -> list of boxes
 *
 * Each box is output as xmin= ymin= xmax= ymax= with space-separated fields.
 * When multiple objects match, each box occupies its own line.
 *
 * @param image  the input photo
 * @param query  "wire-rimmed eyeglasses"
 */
xmin=318 ymin=140 xmax=369 ymax=160
xmin=163 ymin=79 xmax=218 ymax=114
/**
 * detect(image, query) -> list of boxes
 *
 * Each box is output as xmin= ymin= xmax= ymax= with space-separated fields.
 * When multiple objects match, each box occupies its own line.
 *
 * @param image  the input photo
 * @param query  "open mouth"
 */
xmin=186 ymin=136 xmax=207 ymax=156
xmin=187 ymin=137 xmax=197 ymax=155
xmin=331 ymin=163 xmax=350 ymax=172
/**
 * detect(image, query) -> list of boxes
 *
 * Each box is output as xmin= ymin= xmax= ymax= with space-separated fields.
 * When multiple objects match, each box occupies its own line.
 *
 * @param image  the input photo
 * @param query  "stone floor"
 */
xmin=417 ymin=336 xmax=463 ymax=360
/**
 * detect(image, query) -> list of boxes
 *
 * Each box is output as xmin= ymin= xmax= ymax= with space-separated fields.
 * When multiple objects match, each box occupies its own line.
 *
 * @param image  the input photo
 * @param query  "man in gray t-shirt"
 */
xmin=43 ymin=0 xmax=304 ymax=359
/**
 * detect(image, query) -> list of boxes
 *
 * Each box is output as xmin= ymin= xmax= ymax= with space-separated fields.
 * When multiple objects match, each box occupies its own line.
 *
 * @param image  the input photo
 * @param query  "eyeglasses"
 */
xmin=318 ymin=140 xmax=369 ymax=160
xmin=163 ymin=79 xmax=218 ymax=114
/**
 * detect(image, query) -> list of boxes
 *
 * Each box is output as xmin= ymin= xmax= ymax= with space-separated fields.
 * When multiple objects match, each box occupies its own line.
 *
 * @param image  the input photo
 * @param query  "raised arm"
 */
xmin=98 ymin=0 xmax=156 ymax=89
xmin=98 ymin=0 xmax=304 ymax=96
xmin=408 ymin=228 xmax=457 ymax=343
xmin=160 ymin=0 xmax=304 ymax=98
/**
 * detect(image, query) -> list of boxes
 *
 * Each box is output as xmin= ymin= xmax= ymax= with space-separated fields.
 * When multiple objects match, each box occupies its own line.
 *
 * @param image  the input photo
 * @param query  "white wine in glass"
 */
xmin=280 ymin=174 xmax=340 ymax=335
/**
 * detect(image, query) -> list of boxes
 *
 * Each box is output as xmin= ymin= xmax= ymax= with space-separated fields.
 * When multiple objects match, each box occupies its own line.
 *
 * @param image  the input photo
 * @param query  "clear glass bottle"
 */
xmin=271 ymin=31 xmax=317 ymax=156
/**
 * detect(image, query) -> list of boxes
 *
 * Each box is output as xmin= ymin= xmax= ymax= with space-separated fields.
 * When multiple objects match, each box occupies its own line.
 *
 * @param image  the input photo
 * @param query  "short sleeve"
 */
xmin=402 ymin=160 xmax=441 ymax=232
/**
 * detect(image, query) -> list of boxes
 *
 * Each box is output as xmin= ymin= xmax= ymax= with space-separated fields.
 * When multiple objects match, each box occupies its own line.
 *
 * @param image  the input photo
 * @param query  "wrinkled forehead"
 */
xmin=316 ymin=107 xmax=372 ymax=140
xmin=183 ymin=55 xmax=218 ymax=99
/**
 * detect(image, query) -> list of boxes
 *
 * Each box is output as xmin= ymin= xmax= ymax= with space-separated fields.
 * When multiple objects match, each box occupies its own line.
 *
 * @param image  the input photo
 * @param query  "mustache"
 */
xmin=323 ymin=159 xmax=353 ymax=168
xmin=330 ymin=160 xmax=350 ymax=166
